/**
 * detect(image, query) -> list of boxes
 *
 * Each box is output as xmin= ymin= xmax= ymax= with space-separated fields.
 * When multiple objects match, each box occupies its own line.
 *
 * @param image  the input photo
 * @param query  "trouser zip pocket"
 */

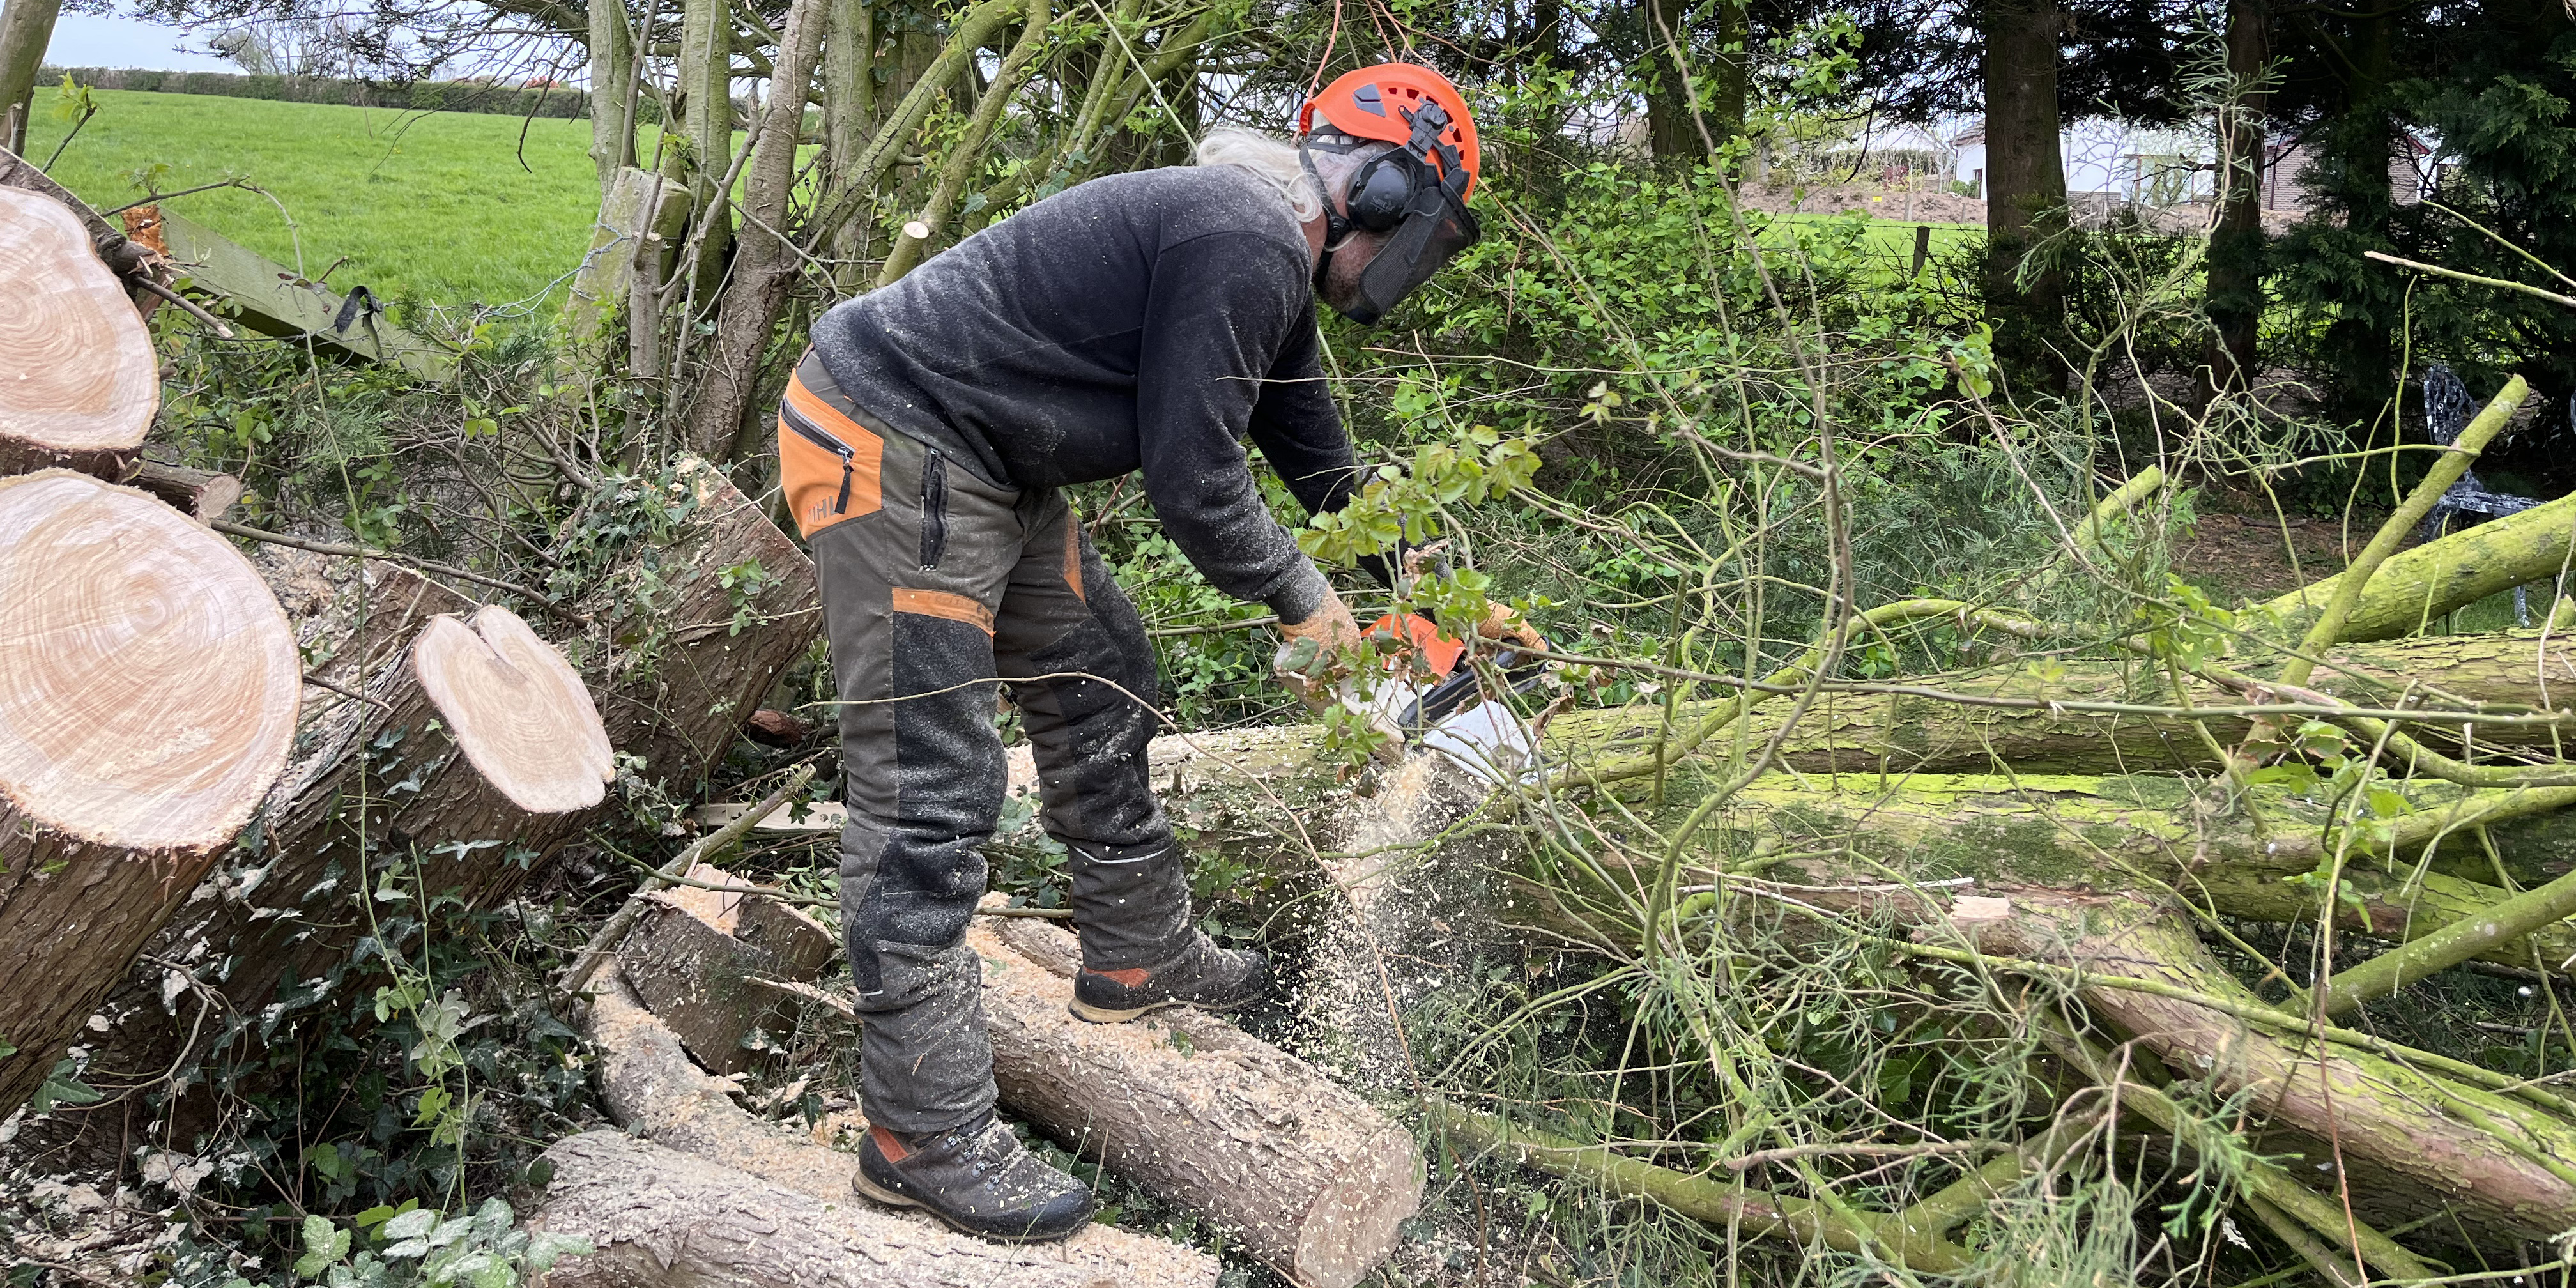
xmin=788 ymin=416 xmax=857 ymax=515
xmin=919 ymin=449 xmax=949 ymax=569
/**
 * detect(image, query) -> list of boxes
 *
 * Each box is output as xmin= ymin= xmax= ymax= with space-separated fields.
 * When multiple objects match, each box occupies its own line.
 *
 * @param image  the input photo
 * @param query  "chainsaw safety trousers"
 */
xmin=780 ymin=350 xmax=1192 ymax=1134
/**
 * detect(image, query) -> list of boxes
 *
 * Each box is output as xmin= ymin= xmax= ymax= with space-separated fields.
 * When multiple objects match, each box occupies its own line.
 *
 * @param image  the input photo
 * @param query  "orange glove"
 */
xmin=1273 ymin=589 xmax=1362 ymax=697
xmin=1478 ymin=602 xmax=1549 ymax=653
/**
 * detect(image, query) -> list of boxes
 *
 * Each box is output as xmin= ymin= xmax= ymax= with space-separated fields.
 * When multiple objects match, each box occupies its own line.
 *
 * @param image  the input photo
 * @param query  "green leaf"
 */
xmin=295 ymin=1215 xmax=351 ymax=1278
xmin=379 ymin=1208 xmax=439 ymax=1241
xmin=30 ymin=1059 xmax=100 ymax=1112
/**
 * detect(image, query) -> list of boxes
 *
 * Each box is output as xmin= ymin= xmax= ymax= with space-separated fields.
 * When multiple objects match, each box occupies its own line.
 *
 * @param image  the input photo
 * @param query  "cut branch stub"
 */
xmin=410 ymin=605 xmax=614 ymax=813
xmin=0 ymin=469 xmax=296 ymax=1113
xmin=0 ymin=188 xmax=157 ymax=479
xmin=0 ymin=470 xmax=298 ymax=849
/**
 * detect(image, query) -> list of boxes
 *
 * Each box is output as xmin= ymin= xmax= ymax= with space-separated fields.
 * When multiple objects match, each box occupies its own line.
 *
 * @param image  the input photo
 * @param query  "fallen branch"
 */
xmin=1427 ymin=1101 xmax=1976 ymax=1273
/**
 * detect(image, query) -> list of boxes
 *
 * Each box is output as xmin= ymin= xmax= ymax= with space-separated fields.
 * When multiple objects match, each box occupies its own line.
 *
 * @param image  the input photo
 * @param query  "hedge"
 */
xmin=36 ymin=68 xmax=672 ymax=123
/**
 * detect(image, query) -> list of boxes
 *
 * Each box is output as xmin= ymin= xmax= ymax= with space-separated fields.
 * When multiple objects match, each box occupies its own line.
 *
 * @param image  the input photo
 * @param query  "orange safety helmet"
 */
xmin=1299 ymin=63 xmax=1481 ymax=199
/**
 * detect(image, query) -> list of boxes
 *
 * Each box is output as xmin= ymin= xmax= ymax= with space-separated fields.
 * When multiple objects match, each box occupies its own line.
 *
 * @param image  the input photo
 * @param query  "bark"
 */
xmin=531 ymin=1131 xmax=1222 ymax=1288
xmin=0 ymin=0 xmax=58 ymax=156
xmin=974 ymin=917 xmax=1424 ymax=1288
xmin=816 ymin=0 xmax=875 ymax=288
xmin=0 ymin=187 xmax=156 ymax=479
xmin=2204 ymin=0 xmax=2268 ymax=390
xmin=586 ymin=0 xmax=636 ymax=186
xmin=671 ymin=0 xmax=733 ymax=303
xmin=615 ymin=873 xmax=836 ymax=1073
xmin=576 ymin=965 xmax=1222 ymax=1284
xmin=1639 ymin=0 xmax=1703 ymax=162
xmin=868 ymin=0 xmax=1045 ymax=291
xmin=1979 ymin=0 xmax=2067 ymax=365
xmin=685 ymin=0 xmax=828 ymax=463
xmin=802 ymin=0 xmax=1018 ymax=263
xmin=573 ymin=456 xmax=820 ymax=791
xmin=1708 ymin=0 xmax=1748 ymax=149
xmin=0 ymin=471 xmax=299 ymax=1114
xmin=121 ymin=463 xmax=243 ymax=523
xmin=2260 ymin=487 xmax=2576 ymax=642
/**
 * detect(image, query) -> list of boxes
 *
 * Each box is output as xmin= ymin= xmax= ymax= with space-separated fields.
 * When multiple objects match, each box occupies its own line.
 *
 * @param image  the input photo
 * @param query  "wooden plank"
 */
xmin=691 ymin=799 xmax=847 ymax=834
xmin=142 ymin=207 xmax=456 ymax=383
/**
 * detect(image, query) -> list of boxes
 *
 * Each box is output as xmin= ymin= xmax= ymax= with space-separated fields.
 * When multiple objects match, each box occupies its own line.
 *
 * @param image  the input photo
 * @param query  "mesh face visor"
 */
xmin=1347 ymin=163 xmax=1480 ymax=325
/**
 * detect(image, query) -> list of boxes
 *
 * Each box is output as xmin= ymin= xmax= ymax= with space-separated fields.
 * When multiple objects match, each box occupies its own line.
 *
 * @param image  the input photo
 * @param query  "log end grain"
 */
xmin=0 ymin=187 xmax=157 ymax=468
xmin=0 ymin=470 xmax=298 ymax=851
xmin=410 ymin=605 xmax=614 ymax=813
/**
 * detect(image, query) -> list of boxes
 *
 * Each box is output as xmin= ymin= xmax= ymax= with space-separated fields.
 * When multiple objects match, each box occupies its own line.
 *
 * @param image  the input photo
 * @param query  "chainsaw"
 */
xmin=1278 ymin=612 xmax=1546 ymax=778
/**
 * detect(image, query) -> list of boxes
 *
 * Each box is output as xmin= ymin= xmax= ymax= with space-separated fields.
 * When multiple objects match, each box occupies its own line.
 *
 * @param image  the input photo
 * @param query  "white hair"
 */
xmin=1193 ymin=126 xmax=1382 ymax=226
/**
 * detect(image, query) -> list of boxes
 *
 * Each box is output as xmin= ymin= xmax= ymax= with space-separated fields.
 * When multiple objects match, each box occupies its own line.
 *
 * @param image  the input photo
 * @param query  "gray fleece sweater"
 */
xmin=806 ymin=164 xmax=1360 ymax=622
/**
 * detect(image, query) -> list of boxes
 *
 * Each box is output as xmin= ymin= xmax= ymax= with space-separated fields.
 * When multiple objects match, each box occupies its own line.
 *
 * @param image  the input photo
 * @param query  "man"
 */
xmin=777 ymin=63 xmax=1501 ymax=1243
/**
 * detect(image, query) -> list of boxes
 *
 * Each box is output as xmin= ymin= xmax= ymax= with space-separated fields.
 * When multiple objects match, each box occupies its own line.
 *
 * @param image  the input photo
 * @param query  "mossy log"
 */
xmin=2258 ymin=489 xmax=2576 ymax=643
xmin=1975 ymin=894 xmax=2576 ymax=1244
xmin=1547 ymin=629 xmax=2576 ymax=779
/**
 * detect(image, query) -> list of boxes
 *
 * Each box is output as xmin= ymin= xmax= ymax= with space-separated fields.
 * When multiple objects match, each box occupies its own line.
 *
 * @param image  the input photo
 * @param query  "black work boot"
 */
xmin=1070 ymin=931 xmax=1269 ymax=1023
xmin=851 ymin=1115 xmax=1094 ymax=1243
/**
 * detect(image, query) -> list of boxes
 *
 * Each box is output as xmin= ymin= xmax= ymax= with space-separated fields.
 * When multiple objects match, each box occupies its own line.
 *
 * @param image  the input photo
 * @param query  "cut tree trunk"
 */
xmin=615 ymin=870 xmax=836 ymax=1073
xmin=574 ymin=965 xmax=1222 ymax=1285
xmin=575 ymin=456 xmax=820 ymax=790
xmin=410 ymin=606 xmax=616 ymax=813
xmin=82 ymin=581 xmax=610 ymax=1117
xmin=84 ymin=471 xmax=819 ymax=1126
xmin=0 ymin=187 xmax=157 ymax=479
xmin=0 ymin=470 xmax=298 ymax=1113
xmin=120 ymin=463 xmax=243 ymax=523
xmin=531 ymin=1131 xmax=1220 ymax=1288
xmin=976 ymin=916 xmax=1424 ymax=1288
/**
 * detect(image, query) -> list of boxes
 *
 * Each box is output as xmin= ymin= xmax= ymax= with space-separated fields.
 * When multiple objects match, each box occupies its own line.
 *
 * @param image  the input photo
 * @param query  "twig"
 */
xmin=210 ymin=519 xmax=590 ymax=627
xmin=300 ymin=671 xmax=392 ymax=710
xmin=557 ymin=766 xmax=816 ymax=997
xmin=2364 ymin=250 xmax=2576 ymax=311
xmin=131 ymin=279 xmax=236 ymax=338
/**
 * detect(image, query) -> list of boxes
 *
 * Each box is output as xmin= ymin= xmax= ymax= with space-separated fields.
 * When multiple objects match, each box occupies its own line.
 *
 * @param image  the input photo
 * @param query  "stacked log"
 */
xmin=560 ymin=965 xmax=1222 ymax=1287
xmin=0 ymin=471 xmax=298 ymax=1112
xmin=0 ymin=187 xmax=157 ymax=479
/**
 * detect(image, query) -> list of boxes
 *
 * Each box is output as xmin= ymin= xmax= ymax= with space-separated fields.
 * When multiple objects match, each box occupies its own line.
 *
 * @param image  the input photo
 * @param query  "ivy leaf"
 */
xmin=29 ymin=1059 xmax=100 ymax=1112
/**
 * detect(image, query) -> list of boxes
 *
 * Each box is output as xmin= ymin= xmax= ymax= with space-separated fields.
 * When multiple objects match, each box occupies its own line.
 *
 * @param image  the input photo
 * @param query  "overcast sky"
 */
xmin=47 ymin=8 xmax=238 ymax=71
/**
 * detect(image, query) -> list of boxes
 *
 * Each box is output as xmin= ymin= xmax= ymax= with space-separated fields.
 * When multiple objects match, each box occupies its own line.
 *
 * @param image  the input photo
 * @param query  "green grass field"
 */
xmin=24 ymin=89 xmax=601 ymax=306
